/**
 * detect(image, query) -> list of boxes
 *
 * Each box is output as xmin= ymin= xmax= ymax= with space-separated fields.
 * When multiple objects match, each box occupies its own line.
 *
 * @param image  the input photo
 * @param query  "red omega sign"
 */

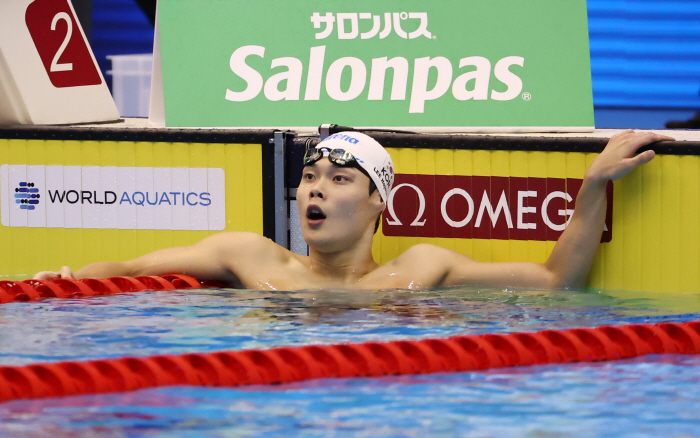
xmin=382 ymin=174 xmax=613 ymax=242
xmin=25 ymin=0 xmax=102 ymax=88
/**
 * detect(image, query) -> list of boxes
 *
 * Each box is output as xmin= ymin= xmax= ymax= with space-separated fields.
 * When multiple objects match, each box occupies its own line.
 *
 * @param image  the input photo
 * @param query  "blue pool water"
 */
xmin=0 ymin=287 xmax=699 ymax=437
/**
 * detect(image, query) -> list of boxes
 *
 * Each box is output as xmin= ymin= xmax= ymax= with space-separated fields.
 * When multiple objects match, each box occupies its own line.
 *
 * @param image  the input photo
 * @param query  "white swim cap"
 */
xmin=316 ymin=132 xmax=394 ymax=202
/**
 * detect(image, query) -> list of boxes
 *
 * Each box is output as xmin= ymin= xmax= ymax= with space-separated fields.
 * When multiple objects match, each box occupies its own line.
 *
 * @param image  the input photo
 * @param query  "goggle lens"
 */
xmin=328 ymin=149 xmax=355 ymax=166
xmin=303 ymin=147 xmax=357 ymax=167
xmin=303 ymin=148 xmax=323 ymax=165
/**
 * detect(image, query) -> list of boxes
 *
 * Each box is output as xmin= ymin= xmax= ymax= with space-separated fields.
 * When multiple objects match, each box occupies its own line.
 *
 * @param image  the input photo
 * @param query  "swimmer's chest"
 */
xmin=237 ymin=264 xmax=431 ymax=291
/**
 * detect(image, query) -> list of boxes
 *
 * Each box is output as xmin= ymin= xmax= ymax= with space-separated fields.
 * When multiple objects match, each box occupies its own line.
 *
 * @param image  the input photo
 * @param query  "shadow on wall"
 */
xmin=595 ymin=107 xmax=699 ymax=130
xmin=133 ymin=0 xmax=156 ymax=24
xmin=666 ymin=89 xmax=700 ymax=129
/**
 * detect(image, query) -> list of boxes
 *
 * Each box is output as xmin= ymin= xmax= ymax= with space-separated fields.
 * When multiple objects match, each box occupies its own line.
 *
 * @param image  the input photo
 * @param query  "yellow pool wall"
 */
xmin=372 ymin=147 xmax=700 ymax=294
xmin=0 ymin=138 xmax=263 ymax=277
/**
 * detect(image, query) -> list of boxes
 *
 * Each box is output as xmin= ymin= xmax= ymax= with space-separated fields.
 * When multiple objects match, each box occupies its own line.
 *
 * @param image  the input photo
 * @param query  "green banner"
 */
xmin=158 ymin=0 xmax=593 ymax=129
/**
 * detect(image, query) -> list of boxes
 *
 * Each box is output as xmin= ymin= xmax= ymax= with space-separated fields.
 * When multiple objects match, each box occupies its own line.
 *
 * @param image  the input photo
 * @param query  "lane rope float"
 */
xmin=0 ymin=275 xmax=204 ymax=303
xmin=0 ymin=320 xmax=699 ymax=402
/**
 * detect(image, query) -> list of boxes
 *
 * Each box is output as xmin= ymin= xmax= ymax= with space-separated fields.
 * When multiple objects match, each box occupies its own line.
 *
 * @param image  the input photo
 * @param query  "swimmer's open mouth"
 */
xmin=307 ymin=205 xmax=326 ymax=220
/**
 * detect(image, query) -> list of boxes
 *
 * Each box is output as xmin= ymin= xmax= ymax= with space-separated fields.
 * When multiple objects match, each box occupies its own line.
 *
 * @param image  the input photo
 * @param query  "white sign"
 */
xmin=0 ymin=165 xmax=225 ymax=230
xmin=0 ymin=0 xmax=119 ymax=125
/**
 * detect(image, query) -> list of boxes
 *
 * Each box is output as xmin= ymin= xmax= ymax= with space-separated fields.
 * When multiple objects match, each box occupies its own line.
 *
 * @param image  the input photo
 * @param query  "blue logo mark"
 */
xmin=326 ymin=133 xmax=360 ymax=145
xmin=15 ymin=181 xmax=40 ymax=210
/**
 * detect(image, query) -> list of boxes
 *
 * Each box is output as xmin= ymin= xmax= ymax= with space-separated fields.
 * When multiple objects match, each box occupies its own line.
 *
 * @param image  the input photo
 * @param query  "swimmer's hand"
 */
xmin=33 ymin=266 xmax=75 ymax=281
xmin=585 ymin=130 xmax=674 ymax=183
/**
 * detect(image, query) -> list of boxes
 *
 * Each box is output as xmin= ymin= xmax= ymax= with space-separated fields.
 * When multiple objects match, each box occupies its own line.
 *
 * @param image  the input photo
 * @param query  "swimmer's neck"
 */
xmin=307 ymin=244 xmax=379 ymax=284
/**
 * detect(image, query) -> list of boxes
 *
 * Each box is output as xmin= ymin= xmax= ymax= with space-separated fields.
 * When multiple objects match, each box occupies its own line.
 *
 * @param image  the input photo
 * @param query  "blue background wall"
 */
xmin=89 ymin=0 xmax=700 ymax=129
xmin=588 ymin=0 xmax=700 ymax=128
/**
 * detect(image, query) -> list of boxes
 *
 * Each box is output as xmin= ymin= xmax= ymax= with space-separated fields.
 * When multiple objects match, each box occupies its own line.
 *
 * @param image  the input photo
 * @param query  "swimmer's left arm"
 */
xmin=540 ymin=130 xmax=673 ymax=288
xmin=438 ymin=130 xmax=674 ymax=289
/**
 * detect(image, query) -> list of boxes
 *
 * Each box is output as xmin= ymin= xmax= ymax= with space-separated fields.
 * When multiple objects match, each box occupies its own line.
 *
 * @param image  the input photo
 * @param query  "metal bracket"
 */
xmin=273 ymin=131 xmax=288 ymax=249
xmin=319 ymin=123 xmax=332 ymax=140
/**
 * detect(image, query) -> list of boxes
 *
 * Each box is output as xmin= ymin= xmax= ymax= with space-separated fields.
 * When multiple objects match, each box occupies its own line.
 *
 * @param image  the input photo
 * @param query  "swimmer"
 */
xmin=34 ymin=130 xmax=674 ymax=291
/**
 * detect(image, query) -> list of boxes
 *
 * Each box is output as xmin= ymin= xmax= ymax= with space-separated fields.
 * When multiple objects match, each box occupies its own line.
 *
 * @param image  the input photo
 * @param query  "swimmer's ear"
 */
xmin=369 ymin=189 xmax=385 ymax=213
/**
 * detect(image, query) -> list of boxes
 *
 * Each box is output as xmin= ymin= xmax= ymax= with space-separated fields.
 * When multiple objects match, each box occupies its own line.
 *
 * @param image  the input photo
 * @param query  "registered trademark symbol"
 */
xmin=432 ymin=35 xmax=437 ymax=39
xmin=522 ymin=92 xmax=532 ymax=101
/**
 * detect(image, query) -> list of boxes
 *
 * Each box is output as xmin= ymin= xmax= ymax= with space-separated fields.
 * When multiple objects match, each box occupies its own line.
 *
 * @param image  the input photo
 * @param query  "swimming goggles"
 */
xmin=303 ymin=147 xmax=357 ymax=167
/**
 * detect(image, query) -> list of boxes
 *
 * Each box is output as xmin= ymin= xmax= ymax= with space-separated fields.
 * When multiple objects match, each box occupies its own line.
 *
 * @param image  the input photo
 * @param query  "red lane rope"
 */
xmin=1 ymin=320 xmax=699 ymax=403
xmin=0 ymin=275 xmax=203 ymax=303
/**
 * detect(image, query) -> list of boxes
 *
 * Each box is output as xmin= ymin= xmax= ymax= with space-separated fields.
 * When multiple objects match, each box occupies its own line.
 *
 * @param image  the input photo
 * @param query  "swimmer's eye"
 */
xmin=333 ymin=175 xmax=350 ymax=182
xmin=303 ymin=173 xmax=315 ymax=181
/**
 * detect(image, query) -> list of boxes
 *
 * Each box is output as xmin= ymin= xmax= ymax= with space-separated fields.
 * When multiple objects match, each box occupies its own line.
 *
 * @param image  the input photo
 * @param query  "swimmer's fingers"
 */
xmin=652 ymin=133 xmax=675 ymax=142
xmin=59 ymin=266 xmax=76 ymax=279
xmin=32 ymin=266 xmax=75 ymax=280
xmin=625 ymin=132 xmax=674 ymax=153
xmin=33 ymin=271 xmax=60 ymax=281
xmin=615 ymin=132 xmax=674 ymax=179
xmin=615 ymin=149 xmax=656 ymax=179
xmin=591 ymin=131 xmax=674 ymax=181
xmin=609 ymin=131 xmax=674 ymax=156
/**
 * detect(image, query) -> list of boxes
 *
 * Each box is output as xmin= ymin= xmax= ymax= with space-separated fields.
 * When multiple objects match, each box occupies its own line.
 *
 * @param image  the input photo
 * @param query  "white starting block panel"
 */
xmin=0 ymin=0 xmax=119 ymax=125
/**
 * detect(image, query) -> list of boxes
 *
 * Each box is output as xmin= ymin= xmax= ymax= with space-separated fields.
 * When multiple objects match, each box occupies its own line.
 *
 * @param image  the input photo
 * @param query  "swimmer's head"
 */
xmin=304 ymin=132 xmax=394 ymax=203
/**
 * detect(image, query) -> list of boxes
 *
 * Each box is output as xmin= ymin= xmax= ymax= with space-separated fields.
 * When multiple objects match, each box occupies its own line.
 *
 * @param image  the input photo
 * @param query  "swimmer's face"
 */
xmin=298 ymin=157 xmax=384 ymax=252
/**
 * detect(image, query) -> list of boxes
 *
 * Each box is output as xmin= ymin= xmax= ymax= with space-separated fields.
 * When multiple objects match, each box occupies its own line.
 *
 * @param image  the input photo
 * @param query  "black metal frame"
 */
xmin=339 ymin=130 xmax=700 ymax=155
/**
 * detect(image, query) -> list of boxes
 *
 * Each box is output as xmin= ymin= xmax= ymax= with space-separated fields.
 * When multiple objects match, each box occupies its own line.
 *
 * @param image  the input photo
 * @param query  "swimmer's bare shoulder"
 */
xmin=214 ymin=231 xmax=305 ymax=288
xmin=382 ymin=243 xmax=552 ymax=290
xmin=374 ymin=243 xmax=470 ymax=289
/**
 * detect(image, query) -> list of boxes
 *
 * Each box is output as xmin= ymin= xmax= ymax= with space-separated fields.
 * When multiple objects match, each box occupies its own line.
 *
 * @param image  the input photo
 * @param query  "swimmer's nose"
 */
xmin=310 ymin=188 xmax=324 ymax=199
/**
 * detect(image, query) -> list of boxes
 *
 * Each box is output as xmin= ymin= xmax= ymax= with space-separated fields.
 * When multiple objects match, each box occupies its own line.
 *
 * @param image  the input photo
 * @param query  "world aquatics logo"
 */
xmin=15 ymin=181 xmax=40 ymax=210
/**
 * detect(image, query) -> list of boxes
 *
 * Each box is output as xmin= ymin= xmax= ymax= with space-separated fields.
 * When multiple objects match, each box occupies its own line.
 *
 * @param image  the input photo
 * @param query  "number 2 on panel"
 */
xmin=50 ymin=12 xmax=73 ymax=72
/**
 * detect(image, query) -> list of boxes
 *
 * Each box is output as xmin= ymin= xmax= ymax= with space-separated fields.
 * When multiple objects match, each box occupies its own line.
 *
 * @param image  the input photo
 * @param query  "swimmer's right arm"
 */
xmin=33 ymin=232 xmax=267 ymax=283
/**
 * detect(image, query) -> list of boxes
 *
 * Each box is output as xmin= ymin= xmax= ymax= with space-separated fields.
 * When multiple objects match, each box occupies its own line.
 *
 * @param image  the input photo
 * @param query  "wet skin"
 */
xmin=34 ymin=131 xmax=674 ymax=291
